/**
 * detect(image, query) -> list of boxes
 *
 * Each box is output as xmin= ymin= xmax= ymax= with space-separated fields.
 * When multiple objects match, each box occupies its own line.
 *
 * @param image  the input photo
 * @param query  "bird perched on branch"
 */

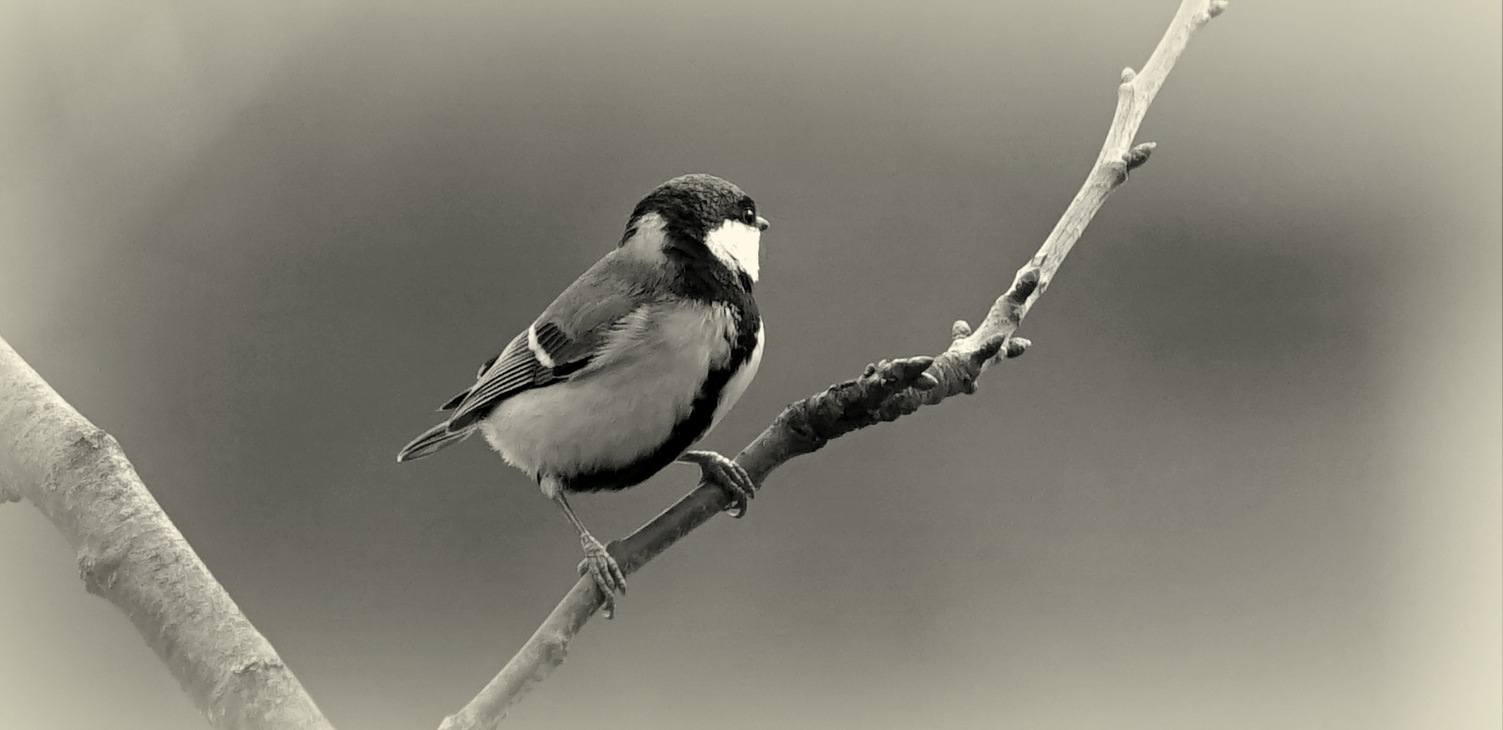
xmin=398 ymin=174 xmax=768 ymax=617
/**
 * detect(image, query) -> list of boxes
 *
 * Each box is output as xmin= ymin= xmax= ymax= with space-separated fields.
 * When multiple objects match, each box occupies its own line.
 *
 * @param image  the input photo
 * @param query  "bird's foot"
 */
xmin=576 ymin=534 xmax=626 ymax=619
xmin=679 ymin=450 xmax=757 ymax=518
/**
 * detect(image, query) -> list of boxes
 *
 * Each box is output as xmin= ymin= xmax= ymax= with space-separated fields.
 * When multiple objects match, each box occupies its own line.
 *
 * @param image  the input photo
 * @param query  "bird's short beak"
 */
xmin=756 ymin=216 xmax=770 ymax=232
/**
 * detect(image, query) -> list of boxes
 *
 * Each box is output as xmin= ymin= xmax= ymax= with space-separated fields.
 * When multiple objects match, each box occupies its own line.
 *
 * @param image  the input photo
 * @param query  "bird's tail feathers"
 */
xmin=396 ymin=422 xmax=473 ymax=462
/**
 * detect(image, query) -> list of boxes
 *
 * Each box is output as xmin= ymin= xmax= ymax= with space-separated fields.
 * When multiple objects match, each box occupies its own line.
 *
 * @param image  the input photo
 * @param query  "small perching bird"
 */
xmin=398 ymin=174 xmax=768 ymax=616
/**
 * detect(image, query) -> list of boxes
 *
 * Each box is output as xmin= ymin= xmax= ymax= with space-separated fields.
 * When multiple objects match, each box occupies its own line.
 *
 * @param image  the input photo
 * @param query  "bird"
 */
xmin=397 ymin=173 xmax=768 ymax=617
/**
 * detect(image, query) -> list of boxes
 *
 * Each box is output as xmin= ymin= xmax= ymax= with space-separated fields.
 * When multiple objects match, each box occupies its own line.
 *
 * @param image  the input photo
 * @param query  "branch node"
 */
xmin=971 ymin=334 xmax=1009 ymax=367
xmin=537 ymin=632 xmax=570 ymax=668
xmin=1107 ymin=157 xmax=1131 ymax=184
xmin=1005 ymin=337 xmax=1032 ymax=359
xmin=1011 ymin=267 xmax=1041 ymax=302
xmin=1208 ymin=0 xmax=1229 ymax=18
xmin=951 ymin=320 xmax=972 ymax=339
xmin=775 ymin=400 xmax=829 ymax=453
xmin=1121 ymin=66 xmax=1137 ymax=83
xmin=1125 ymin=142 xmax=1156 ymax=171
xmin=78 ymin=549 xmax=126 ymax=596
xmin=885 ymin=356 xmax=935 ymax=387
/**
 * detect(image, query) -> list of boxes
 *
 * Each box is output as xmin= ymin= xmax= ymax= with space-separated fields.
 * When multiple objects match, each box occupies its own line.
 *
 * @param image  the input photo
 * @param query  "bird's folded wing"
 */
xmin=443 ymin=288 xmax=644 ymax=430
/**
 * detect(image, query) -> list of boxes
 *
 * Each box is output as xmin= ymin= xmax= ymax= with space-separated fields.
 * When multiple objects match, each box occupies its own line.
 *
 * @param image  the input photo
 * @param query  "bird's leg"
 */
xmin=678 ymin=450 xmax=757 ymax=518
xmin=551 ymin=491 xmax=626 ymax=619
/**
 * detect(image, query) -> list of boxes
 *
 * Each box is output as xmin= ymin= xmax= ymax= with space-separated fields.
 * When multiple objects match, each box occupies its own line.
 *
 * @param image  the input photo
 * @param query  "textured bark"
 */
xmin=442 ymin=1 xmax=1230 ymax=728
xmin=0 ymin=337 xmax=333 ymax=730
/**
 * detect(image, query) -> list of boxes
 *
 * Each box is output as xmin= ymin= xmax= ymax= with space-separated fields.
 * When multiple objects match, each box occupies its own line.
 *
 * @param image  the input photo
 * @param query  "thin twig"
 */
xmin=442 ymin=1 xmax=1228 ymax=727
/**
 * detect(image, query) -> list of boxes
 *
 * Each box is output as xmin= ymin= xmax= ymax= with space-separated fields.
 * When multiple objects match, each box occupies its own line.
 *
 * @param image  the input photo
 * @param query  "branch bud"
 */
xmin=1125 ymin=142 xmax=1156 ymax=171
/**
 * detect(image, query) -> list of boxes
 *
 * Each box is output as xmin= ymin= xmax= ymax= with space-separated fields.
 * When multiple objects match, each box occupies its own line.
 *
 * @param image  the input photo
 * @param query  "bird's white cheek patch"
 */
xmin=705 ymin=220 xmax=761 ymax=283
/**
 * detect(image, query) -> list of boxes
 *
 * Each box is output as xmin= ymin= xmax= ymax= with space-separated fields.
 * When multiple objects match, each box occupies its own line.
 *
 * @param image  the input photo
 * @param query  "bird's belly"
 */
xmin=479 ymin=369 xmax=698 ymax=482
xmin=477 ymin=306 xmax=739 ymax=486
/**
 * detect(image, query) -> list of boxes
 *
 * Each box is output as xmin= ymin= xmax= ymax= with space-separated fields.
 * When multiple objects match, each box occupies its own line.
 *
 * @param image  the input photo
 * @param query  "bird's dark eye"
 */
xmin=741 ymin=208 xmax=757 ymax=226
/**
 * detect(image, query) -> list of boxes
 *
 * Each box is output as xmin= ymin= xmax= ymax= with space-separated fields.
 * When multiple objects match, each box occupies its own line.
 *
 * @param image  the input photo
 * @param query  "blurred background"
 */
xmin=2 ymin=1 xmax=1498 ymax=728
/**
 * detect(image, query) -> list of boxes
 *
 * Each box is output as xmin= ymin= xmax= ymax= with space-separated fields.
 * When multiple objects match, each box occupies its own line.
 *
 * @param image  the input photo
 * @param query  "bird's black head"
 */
xmin=622 ymin=173 xmax=769 ymax=287
xmin=625 ymin=173 xmax=768 ymax=244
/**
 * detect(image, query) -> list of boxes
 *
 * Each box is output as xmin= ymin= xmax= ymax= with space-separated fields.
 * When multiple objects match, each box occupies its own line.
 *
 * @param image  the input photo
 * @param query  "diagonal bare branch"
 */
xmin=0 ymin=336 xmax=334 ymax=730
xmin=443 ymin=1 xmax=1230 ymax=727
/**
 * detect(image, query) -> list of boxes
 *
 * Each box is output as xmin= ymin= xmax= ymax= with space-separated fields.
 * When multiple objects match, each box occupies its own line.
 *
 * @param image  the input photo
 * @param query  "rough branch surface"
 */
xmin=0 ymin=337 xmax=332 ymax=730
xmin=443 ymin=1 xmax=1229 ymax=727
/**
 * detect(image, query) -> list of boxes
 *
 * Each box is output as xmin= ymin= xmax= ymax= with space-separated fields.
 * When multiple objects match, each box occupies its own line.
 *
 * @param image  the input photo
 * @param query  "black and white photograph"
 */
xmin=2 ymin=1 xmax=1498 ymax=728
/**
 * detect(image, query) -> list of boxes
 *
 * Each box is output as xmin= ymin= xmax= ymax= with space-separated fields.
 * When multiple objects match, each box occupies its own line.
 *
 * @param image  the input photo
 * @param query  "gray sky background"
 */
xmin=2 ymin=1 xmax=1499 ymax=728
